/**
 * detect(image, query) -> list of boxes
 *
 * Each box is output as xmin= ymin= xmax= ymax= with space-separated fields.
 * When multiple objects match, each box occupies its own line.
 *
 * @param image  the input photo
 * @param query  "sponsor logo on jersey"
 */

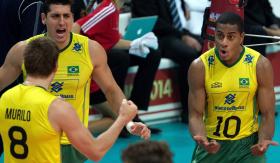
xmin=224 ymin=93 xmax=236 ymax=105
xmin=208 ymin=55 xmax=215 ymax=66
xmin=51 ymin=82 xmax=64 ymax=93
xmin=59 ymin=94 xmax=74 ymax=99
xmin=214 ymin=93 xmax=245 ymax=111
xmin=239 ymin=78 xmax=249 ymax=88
xmin=244 ymin=54 xmax=254 ymax=64
xmin=211 ymin=82 xmax=222 ymax=88
xmin=72 ymin=42 xmax=83 ymax=53
xmin=214 ymin=105 xmax=245 ymax=111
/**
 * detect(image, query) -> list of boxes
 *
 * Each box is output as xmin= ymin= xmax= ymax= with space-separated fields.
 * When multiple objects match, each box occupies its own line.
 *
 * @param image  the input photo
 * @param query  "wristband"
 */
xmin=126 ymin=121 xmax=134 ymax=133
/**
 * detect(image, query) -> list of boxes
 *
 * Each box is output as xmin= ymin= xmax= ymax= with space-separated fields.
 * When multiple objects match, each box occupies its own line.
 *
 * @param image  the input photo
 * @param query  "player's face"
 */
xmin=215 ymin=23 xmax=244 ymax=65
xmin=41 ymin=4 xmax=73 ymax=48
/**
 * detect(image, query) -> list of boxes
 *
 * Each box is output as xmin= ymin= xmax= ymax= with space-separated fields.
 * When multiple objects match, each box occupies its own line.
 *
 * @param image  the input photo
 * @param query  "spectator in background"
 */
xmin=121 ymin=141 xmax=173 ymax=163
xmin=184 ymin=0 xmax=211 ymax=36
xmin=244 ymin=0 xmax=280 ymax=56
xmin=72 ymin=0 xmax=87 ymax=21
xmin=72 ymin=0 xmax=162 ymax=134
xmin=131 ymin=0 xmax=202 ymax=123
xmin=0 ymin=0 xmax=45 ymax=156
xmin=72 ymin=0 xmax=102 ymax=21
xmin=0 ymin=0 xmax=45 ymax=66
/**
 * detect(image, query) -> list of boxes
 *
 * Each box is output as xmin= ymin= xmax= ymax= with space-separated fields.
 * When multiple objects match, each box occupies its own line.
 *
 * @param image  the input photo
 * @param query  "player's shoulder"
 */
xmin=51 ymin=98 xmax=72 ymax=110
xmin=72 ymin=32 xmax=89 ymax=40
xmin=189 ymin=57 xmax=204 ymax=74
xmin=192 ymin=57 xmax=203 ymax=66
xmin=256 ymin=54 xmax=272 ymax=70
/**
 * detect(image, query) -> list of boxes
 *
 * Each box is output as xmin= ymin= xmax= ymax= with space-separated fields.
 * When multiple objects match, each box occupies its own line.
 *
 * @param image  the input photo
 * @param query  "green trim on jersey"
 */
xmin=215 ymin=46 xmax=245 ymax=67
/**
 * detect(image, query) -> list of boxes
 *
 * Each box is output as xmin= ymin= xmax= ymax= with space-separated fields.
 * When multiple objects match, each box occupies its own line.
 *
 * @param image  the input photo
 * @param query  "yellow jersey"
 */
xmin=200 ymin=47 xmax=260 ymax=140
xmin=24 ymin=33 xmax=93 ymax=144
xmin=0 ymin=84 xmax=60 ymax=163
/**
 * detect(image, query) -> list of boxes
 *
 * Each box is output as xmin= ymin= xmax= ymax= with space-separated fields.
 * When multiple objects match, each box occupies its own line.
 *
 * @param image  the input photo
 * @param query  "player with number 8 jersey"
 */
xmin=0 ymin=85 xmax=60 ymax=163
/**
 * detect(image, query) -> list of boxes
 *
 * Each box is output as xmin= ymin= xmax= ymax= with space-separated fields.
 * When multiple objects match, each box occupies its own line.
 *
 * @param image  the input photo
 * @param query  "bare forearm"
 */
xmin=189 ymin=113 xmax=206 ymax=137
xmin=259 ymin=112 xmax=275 ymax=141
xmin=113 ymin=39 xmax=131 ymax=49
xmin=95 ymin=116 xmax=126 ymax=154
xmin=105 ymin=87 xmax=126 ymax=116
xmin=80 ymin=117 xmax=127 ymax=161
xmin=0 ymin=68 xmax=20 ymax=91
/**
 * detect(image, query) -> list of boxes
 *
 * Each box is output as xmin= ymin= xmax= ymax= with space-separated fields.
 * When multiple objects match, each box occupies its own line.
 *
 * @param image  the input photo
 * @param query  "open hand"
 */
xmin=128 ymin=122 xmax=151 ymax=140
xmin=193 ymin=135 xmax=220 ymax=154
xmin=251 ymin=140 xmax=278 ymax=156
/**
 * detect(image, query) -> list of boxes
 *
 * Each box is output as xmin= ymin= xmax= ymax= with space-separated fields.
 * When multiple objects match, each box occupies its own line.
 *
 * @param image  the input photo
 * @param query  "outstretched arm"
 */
xmin=251 ymin=56 xmax=278 ymax=156
xmin=0 ymin=41 xmax=25 ymax=91
xmin=49 ymin=99 xmax=138 ymax=162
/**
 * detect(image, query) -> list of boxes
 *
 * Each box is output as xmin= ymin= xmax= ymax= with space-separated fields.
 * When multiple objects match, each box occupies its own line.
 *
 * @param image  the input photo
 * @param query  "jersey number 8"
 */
xmin=8 ymin=126 xmax=28 ymax=159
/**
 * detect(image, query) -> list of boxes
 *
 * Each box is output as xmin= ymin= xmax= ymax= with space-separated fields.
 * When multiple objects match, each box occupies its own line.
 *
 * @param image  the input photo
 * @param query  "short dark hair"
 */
xmin=42 ymin=0 xmax=73 ymax=15
xmin=24 ymin=37 xmax=59 ymax=77
xmin=121 ymin=141 xmax=173 ymax=163
xmin=216 ymin=12 xmax=244 ymax=33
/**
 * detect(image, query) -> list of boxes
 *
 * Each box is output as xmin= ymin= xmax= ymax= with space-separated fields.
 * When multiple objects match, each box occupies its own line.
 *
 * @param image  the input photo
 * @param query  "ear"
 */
xmin=41 ymin=13 xmax=47 ymax=25
xmin=240 ymin=32 xmax=245 ymax=44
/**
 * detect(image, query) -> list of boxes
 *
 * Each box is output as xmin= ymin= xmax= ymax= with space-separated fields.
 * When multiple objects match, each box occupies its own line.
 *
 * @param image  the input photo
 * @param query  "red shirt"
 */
xmin=76 ymin=0 xmax=121 ymax=51
xmin=76 ymin=0 xmax=121 ymax=92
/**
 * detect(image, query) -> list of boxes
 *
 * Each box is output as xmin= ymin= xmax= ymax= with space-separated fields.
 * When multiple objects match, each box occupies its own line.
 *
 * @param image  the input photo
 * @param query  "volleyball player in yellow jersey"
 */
xmin=0 ymin=0 xmax=150 ymax=163
xmin=188 ymin=12 xmax=278 ymax=163
xmin=0 ymin=37 xmax=140 ymax=163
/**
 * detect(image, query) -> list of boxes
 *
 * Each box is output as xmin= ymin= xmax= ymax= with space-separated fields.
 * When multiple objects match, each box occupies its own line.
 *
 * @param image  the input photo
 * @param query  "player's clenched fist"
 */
xmin=119 ymin=99 xmax=138 ymax=123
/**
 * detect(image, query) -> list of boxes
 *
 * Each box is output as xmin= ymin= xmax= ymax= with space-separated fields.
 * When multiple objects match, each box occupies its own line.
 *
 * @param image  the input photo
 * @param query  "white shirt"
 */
xmin=173 ymin=0 xmax=188 ymax=30
xmin=185 ymin=0 xmax=211 ymax=35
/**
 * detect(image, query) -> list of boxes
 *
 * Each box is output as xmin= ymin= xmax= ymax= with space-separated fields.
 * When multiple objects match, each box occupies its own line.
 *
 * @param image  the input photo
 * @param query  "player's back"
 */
xmin=0 ymin=84 xmax=60 ymax=163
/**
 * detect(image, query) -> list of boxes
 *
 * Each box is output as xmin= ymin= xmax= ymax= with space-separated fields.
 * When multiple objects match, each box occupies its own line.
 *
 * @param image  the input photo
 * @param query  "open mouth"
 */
xmin=219 ymin=49 xmax=228 ymax=57
xmin=56 ymin=29 xmax=66 ymax=37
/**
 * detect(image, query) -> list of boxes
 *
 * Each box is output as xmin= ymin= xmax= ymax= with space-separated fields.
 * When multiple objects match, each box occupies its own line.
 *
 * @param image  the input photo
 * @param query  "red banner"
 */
xmin=202 ymin=0 xmax=245 ymax=52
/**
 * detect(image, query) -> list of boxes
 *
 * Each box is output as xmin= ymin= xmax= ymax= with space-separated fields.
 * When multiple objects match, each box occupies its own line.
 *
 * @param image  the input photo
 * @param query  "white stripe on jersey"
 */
xmin=81 ymin=2 xmax=116 ymax=33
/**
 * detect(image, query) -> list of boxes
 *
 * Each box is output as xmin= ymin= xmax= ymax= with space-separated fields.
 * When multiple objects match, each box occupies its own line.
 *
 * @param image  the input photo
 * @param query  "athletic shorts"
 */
xmin=191 ymin=132 xmax=266 ymax=163
xmin=61 ymin=144 xmax=87 ymax=163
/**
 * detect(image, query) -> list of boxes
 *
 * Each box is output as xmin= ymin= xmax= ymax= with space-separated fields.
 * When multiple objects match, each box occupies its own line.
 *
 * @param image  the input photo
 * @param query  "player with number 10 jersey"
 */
xmin=201 ymin=47 xmax=259 ymax=140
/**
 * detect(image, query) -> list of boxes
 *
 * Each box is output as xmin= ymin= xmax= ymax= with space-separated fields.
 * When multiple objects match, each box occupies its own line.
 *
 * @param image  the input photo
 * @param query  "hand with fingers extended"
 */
xmin=126 ymin=122 xmax=151 ymax=140
xmin=251 ymin=140 xmax=278 ymax=156
xmin=120 ymin=99 xmax=151 ymax=140
xmin=193 ymin=135 xmax=221 ymax=154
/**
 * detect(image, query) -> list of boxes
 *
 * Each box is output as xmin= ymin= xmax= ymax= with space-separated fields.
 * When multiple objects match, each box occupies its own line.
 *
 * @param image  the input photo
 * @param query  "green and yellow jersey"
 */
xmin=0 ymin=85 xmax=60 ymax=163
xmin=200 ymin=47 xmax=260 ymax=140
xmin=24 ymin=33 xmax=93 ymax=144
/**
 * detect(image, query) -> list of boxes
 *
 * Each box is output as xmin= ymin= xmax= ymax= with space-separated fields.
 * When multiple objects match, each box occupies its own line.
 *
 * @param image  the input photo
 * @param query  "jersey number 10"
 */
xmin=213 ymin=116 xmax=241 ymax=138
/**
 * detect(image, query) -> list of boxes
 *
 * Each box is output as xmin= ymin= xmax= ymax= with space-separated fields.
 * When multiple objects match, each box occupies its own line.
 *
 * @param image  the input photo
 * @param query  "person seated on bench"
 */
xmin=131 ymin=0 xmax=203 ymax=123
xmin=72 ymin=0 xmax=162 ymax=135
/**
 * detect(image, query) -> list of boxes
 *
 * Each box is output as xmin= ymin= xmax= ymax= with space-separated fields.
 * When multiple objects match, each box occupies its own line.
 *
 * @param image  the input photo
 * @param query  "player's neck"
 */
xmin=24 ymin=76 xmax=52 ymax=90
